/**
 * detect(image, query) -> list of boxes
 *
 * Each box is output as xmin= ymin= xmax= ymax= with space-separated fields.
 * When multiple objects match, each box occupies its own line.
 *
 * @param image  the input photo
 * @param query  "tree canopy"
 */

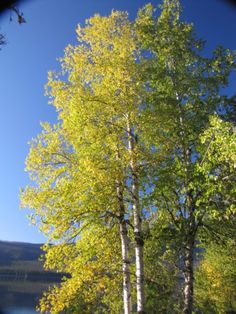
xmin=21 ymin=1 xmax=236 ymax=313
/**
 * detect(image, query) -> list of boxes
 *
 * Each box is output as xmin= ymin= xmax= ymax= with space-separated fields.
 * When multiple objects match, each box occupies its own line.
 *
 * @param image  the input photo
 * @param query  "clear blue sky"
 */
xmin=0 ymin=0 xmax=235 ymax=243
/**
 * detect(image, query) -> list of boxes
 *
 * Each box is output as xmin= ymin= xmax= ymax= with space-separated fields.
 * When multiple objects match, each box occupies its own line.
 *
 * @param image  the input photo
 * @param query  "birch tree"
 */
xmin=21 ymin=11 xmax=147 ymax=313
xmin=20 ymin=2 xmax=236 ymax=313
xmin=136 ymin=1 xmax=236 ymax=313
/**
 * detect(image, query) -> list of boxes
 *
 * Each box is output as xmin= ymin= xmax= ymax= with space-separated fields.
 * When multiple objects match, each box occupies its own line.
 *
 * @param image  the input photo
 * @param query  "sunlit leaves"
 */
xmin=21 ymin=10 xmax=142 ymax=313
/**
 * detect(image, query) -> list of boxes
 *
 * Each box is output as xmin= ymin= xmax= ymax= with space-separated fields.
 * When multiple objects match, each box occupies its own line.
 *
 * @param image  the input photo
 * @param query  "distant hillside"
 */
xmin=0 ymin=240 xmax=43 ymax=271
xmin=0 ymin=241 xmax=64 ymax=282
xmin=0 ymin=241 xmax=43 ymax=265
xmin=0 ymin=243 xmax=64 ymax=309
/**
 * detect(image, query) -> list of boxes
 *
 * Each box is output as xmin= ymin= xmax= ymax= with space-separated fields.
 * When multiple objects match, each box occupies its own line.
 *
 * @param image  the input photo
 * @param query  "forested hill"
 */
xmin=0 ymin=240 xmax=43 ymax=269
xmin=0 ymin=241 xmax=63 ymax=282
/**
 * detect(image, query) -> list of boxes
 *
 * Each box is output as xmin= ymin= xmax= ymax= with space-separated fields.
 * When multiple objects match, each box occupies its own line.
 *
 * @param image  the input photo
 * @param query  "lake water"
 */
xmin=1 ymin=309 xmax=36 ymax=314
xmin=0 ymin=280 xmax=50 ymax=314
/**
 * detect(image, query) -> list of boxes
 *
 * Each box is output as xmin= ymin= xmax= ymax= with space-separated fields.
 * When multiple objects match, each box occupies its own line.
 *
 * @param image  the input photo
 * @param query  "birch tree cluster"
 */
xmin=21 ymin=1 xmax=236 ymax=313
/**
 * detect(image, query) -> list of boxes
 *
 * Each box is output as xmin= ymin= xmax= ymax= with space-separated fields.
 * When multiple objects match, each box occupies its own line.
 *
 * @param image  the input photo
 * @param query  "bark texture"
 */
xmin=127 ymin=119 xmax=145 ymax=314
xmin=116 ymin=178 xmax=132 ymax=314
xmin=183 ymin=234 xmax=194 ymax=314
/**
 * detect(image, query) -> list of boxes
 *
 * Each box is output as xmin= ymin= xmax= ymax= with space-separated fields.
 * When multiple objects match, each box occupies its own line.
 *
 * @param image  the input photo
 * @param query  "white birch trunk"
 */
xmin=183 ymin=235 xmax=194 ymax=314
xmin=116 ymin=177 xmax=132 ymax=314
xmin=119 ymin=218 xmax=132 ymax=314
xmin=127 ymin=118 xmax=145 ymax=314
xmin=183 ymin=192 xmax=195 ymax=314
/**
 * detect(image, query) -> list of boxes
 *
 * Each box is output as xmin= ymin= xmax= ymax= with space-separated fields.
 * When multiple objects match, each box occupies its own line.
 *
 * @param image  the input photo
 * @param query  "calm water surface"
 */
xmin=3 ymin=309 xmax=36 ymax=314
xmin=0 ymin=280 xmax=50 ymax=314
